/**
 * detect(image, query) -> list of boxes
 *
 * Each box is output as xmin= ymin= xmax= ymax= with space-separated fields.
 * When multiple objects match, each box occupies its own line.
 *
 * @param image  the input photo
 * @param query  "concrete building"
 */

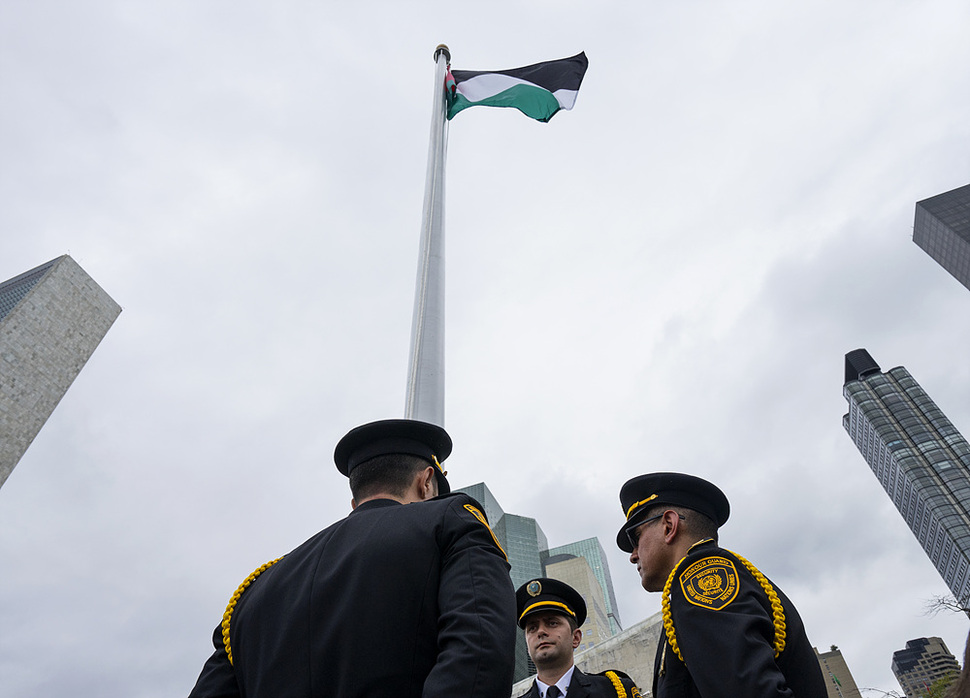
xmin=816 ymin=646 xmax=862 ymax=698
xmin=544 ymin=554 xmax=611 ymax=652
xmin=843 ymin=349 xmax=970 ymax=608
xmin=913 ymin=183 xmax=970 ymax=292
xmin=456 ymin=482 xmax=623 ymax=683
xmin=545 ymin=536 xmax=623 ymax=635
xmin=892 ymin=637 xmax=960 ymax=698
xmin=0 ymin=256 xmax=120 ymax=488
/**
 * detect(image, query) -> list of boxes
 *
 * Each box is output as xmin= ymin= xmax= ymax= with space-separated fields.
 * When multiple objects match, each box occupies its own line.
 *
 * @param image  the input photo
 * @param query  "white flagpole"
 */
xmin=405 ymin=45 xmax=450 ymax=426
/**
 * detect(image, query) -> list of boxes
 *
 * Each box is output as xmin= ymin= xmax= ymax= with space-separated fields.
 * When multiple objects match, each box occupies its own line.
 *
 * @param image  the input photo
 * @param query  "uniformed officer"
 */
xmin=188 ymin=419 xmax=517 ymax=698
xmin=515 ymin=577 xmax=640 ymax=698
xmin=616 ymin=472 xmax=827 ymax=698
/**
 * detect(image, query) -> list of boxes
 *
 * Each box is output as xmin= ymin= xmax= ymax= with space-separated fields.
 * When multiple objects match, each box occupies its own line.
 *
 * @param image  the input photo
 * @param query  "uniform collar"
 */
xmin=536 ymin=664 xmax=576 ymax=697
xmin=686 ymin=538 xmax=716 ymax=554
xmin=350 ymin=498 xmax=403 ymax=515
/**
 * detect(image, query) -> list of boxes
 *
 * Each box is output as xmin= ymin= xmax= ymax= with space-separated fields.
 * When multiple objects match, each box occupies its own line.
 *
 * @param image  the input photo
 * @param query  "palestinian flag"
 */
xmin=446 ymin=52 xmax=588 ymax=123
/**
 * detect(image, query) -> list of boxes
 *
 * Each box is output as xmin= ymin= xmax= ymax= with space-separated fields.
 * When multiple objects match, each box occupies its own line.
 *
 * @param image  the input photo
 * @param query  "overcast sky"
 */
xmin=1 ymin=1 xmax=969 ymax=696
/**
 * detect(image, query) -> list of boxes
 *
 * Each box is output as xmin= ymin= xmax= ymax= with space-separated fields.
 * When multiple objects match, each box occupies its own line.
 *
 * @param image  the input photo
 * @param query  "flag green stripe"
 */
xmin=448 ymin=83 xmax=563 ymax=123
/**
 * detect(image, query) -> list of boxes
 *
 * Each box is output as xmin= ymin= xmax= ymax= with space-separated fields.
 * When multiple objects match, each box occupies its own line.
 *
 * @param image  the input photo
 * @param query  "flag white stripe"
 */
xmin=456 ymin=74 xmax=579 ymax=110
xmin=551 ymin=88 xmax=579 ymax=110
xmin=454 ymin=74 xmax=534 ymax=100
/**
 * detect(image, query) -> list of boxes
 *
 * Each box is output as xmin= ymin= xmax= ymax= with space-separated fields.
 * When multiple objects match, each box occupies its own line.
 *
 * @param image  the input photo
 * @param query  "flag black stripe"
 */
xmin=452 ymin=52 xmax=588 ymax=94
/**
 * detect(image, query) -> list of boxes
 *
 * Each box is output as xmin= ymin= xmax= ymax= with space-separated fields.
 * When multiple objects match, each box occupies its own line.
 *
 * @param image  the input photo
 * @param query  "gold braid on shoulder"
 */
xmin=727 ymin=548 xmax=787 ymax=657
xmin=661 ymin=554 xmax=688 ymax=662
xmin=661 ymin=548 xmax=787 ymax=662
xmin=221 ymin=557 xmax=283 ymax=665
xmin=604 ymin=670 xmax=628 ymax=698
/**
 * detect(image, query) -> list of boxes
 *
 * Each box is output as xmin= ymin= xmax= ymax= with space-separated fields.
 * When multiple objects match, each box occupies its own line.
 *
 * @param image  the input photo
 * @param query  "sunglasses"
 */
xmin=625 ymin=512 xmax=685 ymax=549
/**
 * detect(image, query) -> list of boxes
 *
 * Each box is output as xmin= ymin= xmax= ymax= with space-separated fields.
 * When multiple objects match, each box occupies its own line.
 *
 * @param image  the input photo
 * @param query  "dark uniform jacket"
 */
xmin=188 ymin=493 xmax=516 ymax=698
xmin=519 ymin=668 xmax=641 ymax=698
xmin=652 ymin=540 xmax=826 ymax=698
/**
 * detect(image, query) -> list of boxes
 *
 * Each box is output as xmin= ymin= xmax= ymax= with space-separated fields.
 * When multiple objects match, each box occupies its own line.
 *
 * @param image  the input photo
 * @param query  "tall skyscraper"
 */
xmin=494 ymin=512 xmax=549 ymax=590
xmin=843 ymin=349 xmax=970 ymax=608
xmin=913 ymin=183 xmax=970 ymax=292
xmin=0 ymin=256 xmax=121 ymax=488
xmin=892 ymin=637 xmax=960 ymax=698
xmin=816 ymin=646 xmax=862 ymax=698
xmin=455 ymin=482 xmax=623 ymax=682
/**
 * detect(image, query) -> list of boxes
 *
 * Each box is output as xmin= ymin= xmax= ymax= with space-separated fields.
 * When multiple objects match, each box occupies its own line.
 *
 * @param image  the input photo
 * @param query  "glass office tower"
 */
xmin=843 ymin=349 xmax=970 ymax=608
xmin=913 ymin=183 xmax=970 ymax=292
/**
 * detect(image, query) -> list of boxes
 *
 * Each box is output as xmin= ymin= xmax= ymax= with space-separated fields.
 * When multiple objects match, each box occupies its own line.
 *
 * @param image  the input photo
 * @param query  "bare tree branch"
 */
xmin=924 ymin=595 xmax=970 ymax=617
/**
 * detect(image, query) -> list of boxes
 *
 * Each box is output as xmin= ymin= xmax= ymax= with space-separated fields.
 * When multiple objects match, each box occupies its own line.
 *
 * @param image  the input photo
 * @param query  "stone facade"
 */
xmin=545 ymin=555 xmax=612 ymax=654
xmin=816 ymin=646 xmax=863 ymax=698
xmin=0 ymin=255 xmax=121 ymax=487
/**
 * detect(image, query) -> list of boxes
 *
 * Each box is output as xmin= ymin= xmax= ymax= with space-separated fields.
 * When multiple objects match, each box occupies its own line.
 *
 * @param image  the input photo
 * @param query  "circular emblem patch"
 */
xmin=527 ymin=580 xmax=542 ymax=597
xmin=679 ymin=556 xmax=739 ymax=610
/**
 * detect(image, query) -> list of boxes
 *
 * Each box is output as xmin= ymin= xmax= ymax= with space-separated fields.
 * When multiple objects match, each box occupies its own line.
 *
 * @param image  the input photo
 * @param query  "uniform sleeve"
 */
xmin=423 ymin=496 xmax=517 ymax=698
xmin=670 ymin=560 xmax=793 ymax=698
xmin=186 ymin=624 xmax=240 ymax=698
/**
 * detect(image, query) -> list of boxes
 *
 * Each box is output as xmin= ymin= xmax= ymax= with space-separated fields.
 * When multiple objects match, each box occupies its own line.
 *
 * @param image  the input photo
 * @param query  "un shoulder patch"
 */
xmin=679 ymin=555 xmax=739 ymax=610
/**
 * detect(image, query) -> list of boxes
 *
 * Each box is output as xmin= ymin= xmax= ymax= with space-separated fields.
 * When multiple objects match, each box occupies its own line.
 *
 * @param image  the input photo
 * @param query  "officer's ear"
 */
xmin=419 ymin=466 xmax=437 ymax=500
xmin=662 ymin=509 xmax=681 ymax=543
xmin=406 ymin=465 xmax=437 ymax=503
xmin=572 ymin=627 xmax=582 ymax=649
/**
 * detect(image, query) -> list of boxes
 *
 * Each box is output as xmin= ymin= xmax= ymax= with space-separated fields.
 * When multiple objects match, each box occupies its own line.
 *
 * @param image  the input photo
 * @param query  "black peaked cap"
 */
xmin=515 ymin=577 xmax=587 ymax=628
xmin=333 ymin=419 xmax=452 ymax=494
xmin=616 ymin=472 xmax=730 ymax=552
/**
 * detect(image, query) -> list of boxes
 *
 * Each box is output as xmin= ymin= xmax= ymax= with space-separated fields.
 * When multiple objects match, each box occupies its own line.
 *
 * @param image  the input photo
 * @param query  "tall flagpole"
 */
xmin=405 ymin=44 xmax=450 ymax=427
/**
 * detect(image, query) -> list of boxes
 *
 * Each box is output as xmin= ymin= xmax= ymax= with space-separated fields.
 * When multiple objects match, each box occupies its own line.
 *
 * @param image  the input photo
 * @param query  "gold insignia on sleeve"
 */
xmin=463 ymin=503 xmax=509 ymax=562
xmin=679 ymin=556 xmax=739 ymax=611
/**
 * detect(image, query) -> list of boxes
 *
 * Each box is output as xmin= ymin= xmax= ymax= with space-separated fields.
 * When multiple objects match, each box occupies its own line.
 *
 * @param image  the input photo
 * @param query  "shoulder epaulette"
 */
xmin=433 ymin=490 xmax=485 ymax=513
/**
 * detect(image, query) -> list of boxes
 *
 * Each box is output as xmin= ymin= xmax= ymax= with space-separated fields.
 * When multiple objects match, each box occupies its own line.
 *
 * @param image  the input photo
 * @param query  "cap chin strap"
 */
xmin=519 ymin=600 xmax=577 ymax=623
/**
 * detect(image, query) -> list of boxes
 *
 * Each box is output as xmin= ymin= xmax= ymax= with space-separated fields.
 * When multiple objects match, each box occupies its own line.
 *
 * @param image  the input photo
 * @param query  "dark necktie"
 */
xmin=547 ymin=687 xmax=561 ymax=698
